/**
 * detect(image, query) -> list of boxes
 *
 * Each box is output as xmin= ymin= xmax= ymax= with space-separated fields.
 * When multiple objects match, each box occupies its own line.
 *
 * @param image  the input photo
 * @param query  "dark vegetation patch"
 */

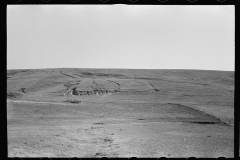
xmin=72 ymin=73 xmax=84 ymax=78
xmin=7 ymin=92 xmax=22 ymax=99
xmin=94 ymin=152 xmax=107 ymax=156
xmin=188 ymin=121 xmax=218 ymax=124
xmin=63 ymin=100 xmax=81 ymax=103
xmin=81 ymin=72 xmax=94 ymax=76
xmin=19 ymin=88 xmax=26 ymax=93
xmin=94 ymin=122 xmax=105 ymax=125
xmin=59 ymin=71 xmax=76 ymax=79
xmin=81 ymin=72 xmax=127 ymax=78
xmin=153 ymin=89 xmax=160 ymax=92
xmin=183 ymin=95 xmax=194 ymax=97
xmin=102 ymin=138 xmax=113 ymax=143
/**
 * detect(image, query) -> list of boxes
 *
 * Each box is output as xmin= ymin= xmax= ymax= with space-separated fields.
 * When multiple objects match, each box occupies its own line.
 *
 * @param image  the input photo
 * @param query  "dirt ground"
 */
xmin=7 ymin=69 xmax=234 ymax=157
xmin=7 ymin=98 xmax=234 ymax=158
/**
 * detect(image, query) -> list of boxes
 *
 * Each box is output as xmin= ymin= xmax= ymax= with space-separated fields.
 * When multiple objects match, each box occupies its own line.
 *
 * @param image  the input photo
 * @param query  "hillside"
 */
xmin=7 ymin=68 xmax=234 ymax=157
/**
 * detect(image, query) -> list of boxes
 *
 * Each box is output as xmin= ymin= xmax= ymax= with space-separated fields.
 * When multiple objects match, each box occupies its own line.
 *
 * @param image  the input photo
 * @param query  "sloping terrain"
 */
xmin=7 ymin=68 xmax=234 ymax=157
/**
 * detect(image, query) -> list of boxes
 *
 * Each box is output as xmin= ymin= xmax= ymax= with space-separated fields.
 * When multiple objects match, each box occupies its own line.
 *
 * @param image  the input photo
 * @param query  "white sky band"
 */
xmin=7 ymin=5 xmax=234 ymax=71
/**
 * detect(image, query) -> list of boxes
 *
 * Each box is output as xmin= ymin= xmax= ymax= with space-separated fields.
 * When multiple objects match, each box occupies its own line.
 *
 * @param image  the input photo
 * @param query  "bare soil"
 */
xmin=7 ymin=69 xmax=234 ymax=157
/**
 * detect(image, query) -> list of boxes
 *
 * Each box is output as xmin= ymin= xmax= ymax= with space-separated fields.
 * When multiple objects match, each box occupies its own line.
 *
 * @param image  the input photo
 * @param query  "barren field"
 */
xmin=7 ymin=68 xmax=234 ymax=157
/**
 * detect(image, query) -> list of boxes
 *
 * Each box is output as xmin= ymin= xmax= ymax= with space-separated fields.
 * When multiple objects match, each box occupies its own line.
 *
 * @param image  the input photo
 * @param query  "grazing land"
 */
xmin=7 ymin=68 xmax=234 ymax=157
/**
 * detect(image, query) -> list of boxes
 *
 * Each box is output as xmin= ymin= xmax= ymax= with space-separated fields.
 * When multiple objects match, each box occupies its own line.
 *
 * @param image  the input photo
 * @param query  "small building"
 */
xmin=71 ymin=87 xmax=79 ymax=95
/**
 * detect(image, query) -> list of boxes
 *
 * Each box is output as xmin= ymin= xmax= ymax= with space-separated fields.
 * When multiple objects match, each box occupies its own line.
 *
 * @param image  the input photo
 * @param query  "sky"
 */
xmin=7 ymin=5 xmax=235 ymax=71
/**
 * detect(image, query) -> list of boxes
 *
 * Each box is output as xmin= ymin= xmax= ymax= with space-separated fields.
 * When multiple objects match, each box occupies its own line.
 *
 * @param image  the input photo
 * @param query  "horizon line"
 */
xmin=7 ymin=67 xmax=235 ymax=72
